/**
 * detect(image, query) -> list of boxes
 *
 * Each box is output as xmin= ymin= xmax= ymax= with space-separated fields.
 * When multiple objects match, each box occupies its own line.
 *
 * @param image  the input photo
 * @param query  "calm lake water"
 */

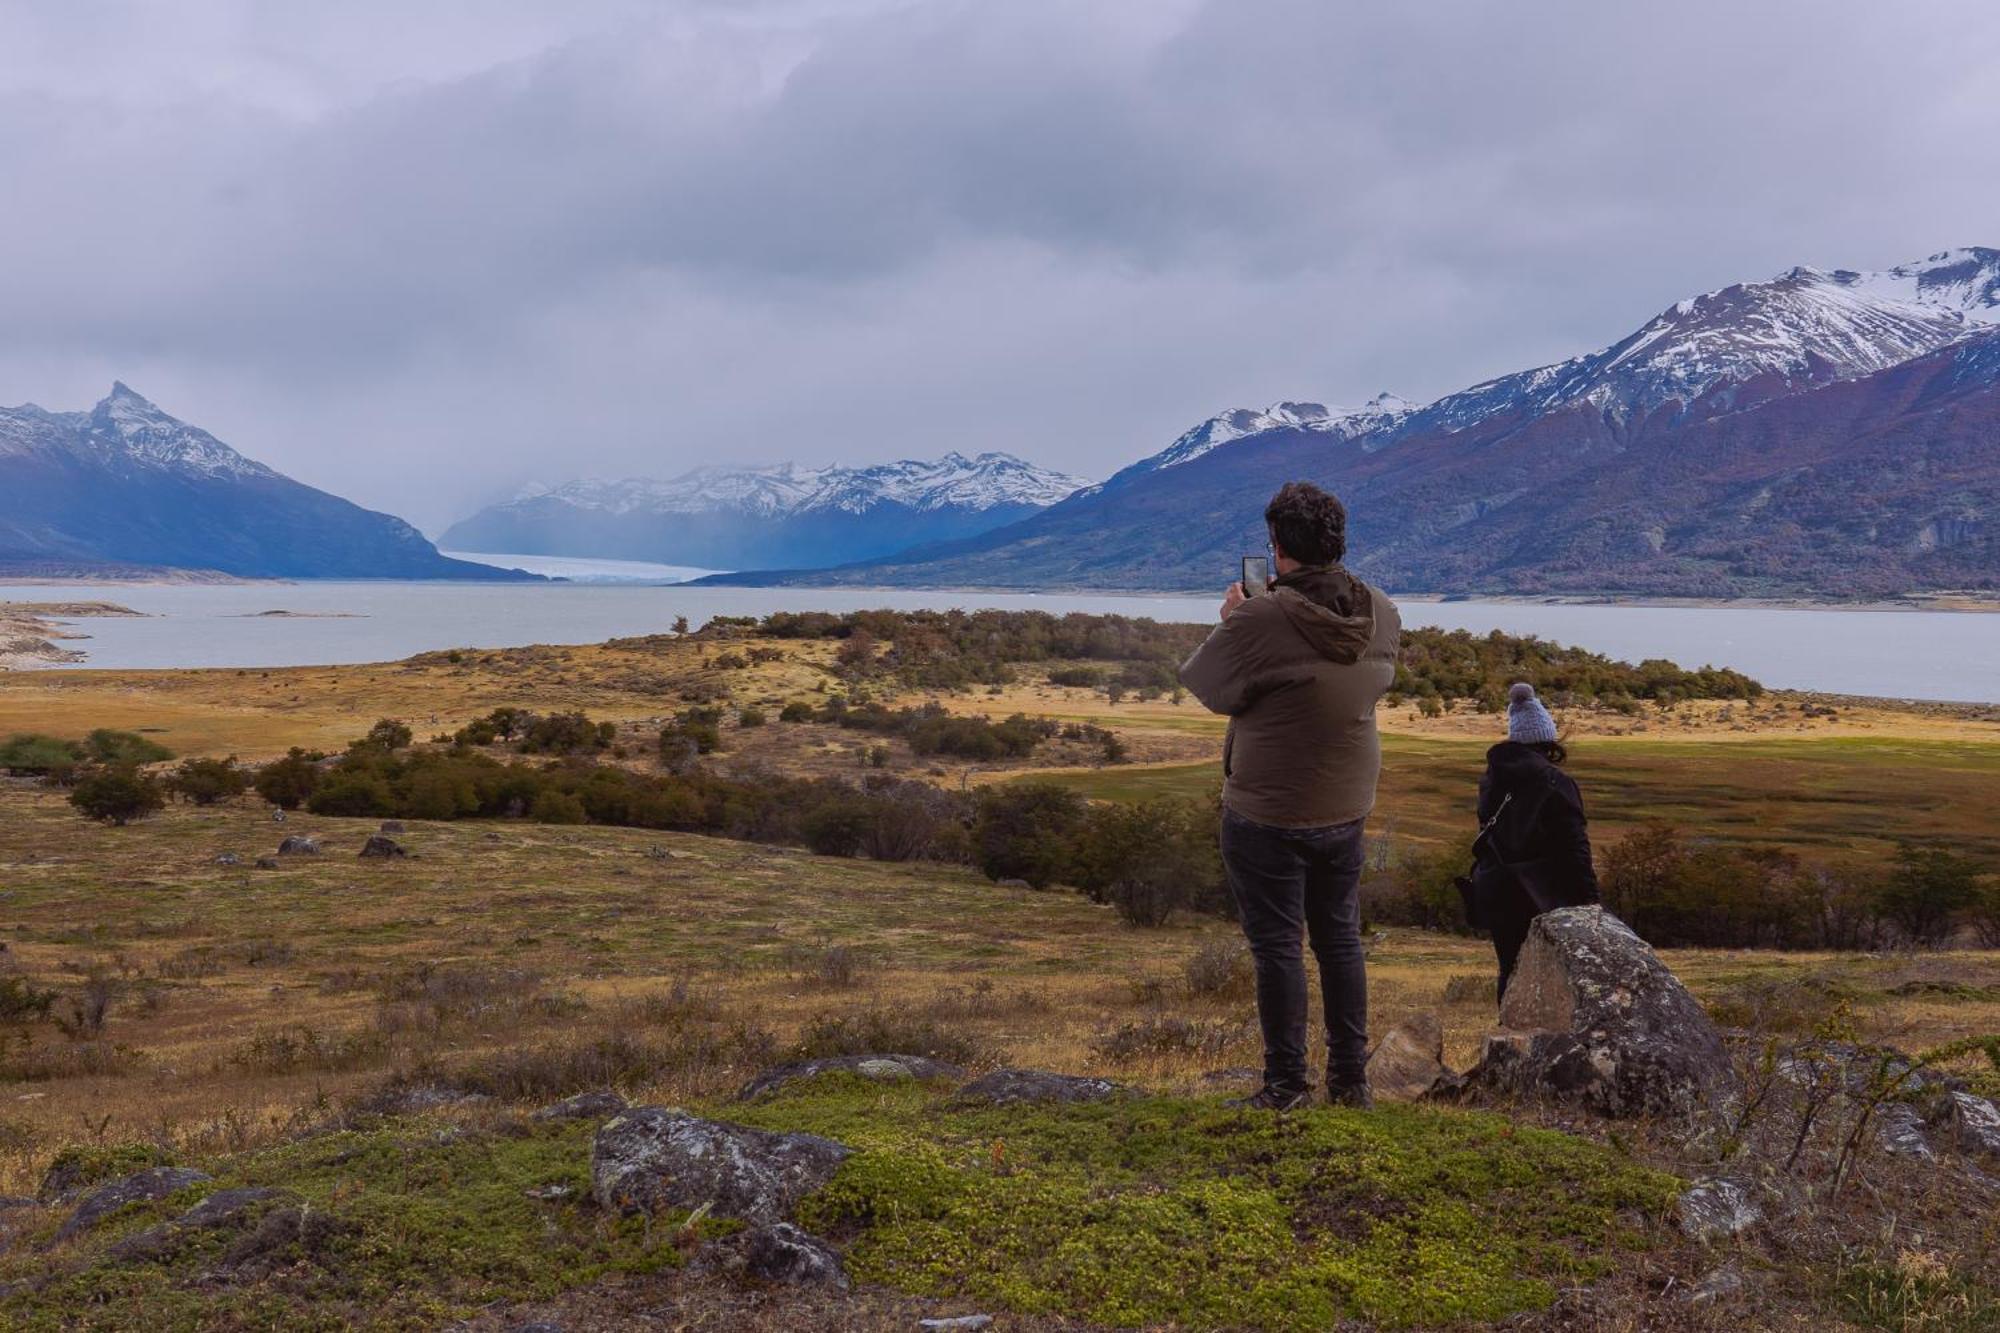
xmin=5 ymin=581 xmax=1998 ymax=703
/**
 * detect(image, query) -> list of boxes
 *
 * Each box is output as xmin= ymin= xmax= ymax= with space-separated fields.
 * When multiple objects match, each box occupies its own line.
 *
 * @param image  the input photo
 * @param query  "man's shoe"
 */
xmin=1227 ymin=1084 xmax=1312 ymax=1112
xmin=1326 ymin=1081 xmax=1374 ymax=1110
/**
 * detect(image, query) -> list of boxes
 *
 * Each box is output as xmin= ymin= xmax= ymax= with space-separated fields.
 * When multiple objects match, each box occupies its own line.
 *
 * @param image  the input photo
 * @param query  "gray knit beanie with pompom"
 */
xmin=1507 ymin=682 xmax=1558 ymax=745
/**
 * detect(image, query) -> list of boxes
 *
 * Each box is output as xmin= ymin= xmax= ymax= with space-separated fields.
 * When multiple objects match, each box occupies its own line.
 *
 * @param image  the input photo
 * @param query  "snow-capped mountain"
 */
xmin=0 ymin=385 xmax=532 ymax=580
xmin=707 ymin=247 xmax=2000 ymax=598
xmin=1082 ymin=396 xmax=1413 ymax=497
xmin=441 ymin=451 xmax=1089 ymax=570
xmin=1396 ymin=248 xmax=2000 ymax=443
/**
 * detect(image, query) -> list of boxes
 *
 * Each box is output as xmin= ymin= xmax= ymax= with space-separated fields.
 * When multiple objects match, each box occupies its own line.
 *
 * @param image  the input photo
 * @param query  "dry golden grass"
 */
xmin=2 ymin=781 xmax=1994 ymax=1202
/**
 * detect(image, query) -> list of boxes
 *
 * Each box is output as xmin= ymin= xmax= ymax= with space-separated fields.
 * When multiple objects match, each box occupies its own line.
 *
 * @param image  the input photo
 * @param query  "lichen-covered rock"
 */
xmin=1675 ymin=1177 xmax=1761 ymax=1242
xmin=213 ymin=852 xmax=241 ymax=866
xmin=1366 ymin=1013 xmax=1450 ymax=1103
xmin=590 ymin=1107 xmax=851 ymax=1224
xmin=741 ymin=1222 xmax=849 ymax=1288
xmin=358 ymin=834 xmax=406 ymax=859
xmin=735 ymin=1054 xmax=964 ymax=1101
xmin=532 ymin=1090 xmax=628 ymax=1122
xmin=1873 ymin=1102 xmax=1936 ymax=1160
xmin=276 ymin=835 xmax=319 ymax=856
xmin=1471 ymin=907 xmax=1737 ymax=1117
xmin=953 ymin=1069 xmax=1125 ymax=1107
xmin=1933 ymin=1091 xmax=2000 ymax=1162
xmin=55 ymin=1167 xmax=212 ymax=1243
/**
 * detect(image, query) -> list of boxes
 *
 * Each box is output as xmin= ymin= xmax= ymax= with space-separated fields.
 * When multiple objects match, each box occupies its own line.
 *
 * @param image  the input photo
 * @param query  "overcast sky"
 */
xmin=5 ymin=1 xmax=2000 ymax=532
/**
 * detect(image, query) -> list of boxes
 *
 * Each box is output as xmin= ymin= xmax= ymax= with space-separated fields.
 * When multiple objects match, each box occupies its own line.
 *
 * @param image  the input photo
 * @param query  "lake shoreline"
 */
xmin=5 ymin=571 xmax=1999 ymax=614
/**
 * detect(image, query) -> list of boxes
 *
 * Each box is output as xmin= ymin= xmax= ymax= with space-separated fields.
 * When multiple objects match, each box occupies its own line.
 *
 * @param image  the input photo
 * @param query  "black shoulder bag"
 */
xmin=1453 ymin=793 xmax=1511 ymax=931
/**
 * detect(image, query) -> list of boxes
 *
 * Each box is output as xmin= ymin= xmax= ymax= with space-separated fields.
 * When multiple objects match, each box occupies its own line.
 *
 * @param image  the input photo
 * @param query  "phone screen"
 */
xmin=1241 ymin=555 xmax=1270 ymax=597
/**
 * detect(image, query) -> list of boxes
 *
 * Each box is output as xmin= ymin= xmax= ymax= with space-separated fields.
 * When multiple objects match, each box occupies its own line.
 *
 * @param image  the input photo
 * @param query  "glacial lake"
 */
xmin=4 ymin=580 xmax=1998 ymax=703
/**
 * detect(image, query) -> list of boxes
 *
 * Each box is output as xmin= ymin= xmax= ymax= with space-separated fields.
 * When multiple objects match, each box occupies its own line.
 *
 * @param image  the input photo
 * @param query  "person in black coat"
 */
xmin=1473 ymin=683 xmax=1600 ymax=998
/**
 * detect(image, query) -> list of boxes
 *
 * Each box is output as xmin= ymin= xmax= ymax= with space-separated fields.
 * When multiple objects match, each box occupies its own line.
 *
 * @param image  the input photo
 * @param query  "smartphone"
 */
xmin=1240 ymin=555 xmax=1270 ymax=597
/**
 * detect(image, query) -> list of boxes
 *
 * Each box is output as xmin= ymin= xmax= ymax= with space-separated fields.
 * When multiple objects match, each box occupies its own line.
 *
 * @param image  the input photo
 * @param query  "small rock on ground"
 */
xmin=953 ymin=1069 xmax=1125 ymax=1107
xmin=276 ymin=836 xmax=320 ymax=856
xmin=1366 ymin=1013 xmax=1450 ymax=1103
xmin=107 ymin=1187 xmax=288 ymax=1261
xmin=379 ymin=820 xmax=406 ymax=833
xmin=736 ymin=1054 xmax=965 ymax=1101
xmin=1675 ymin=1177 xmax=1762 ymax=1242
xmin=533 ymin=1090 xmax=629 ymax=1122
xmin=1873 ymin=1102 xmax=1935 ymax=1160
xmin=359 ymin=834 xmax=407 ymax=859
xmin=1934 ymin=1090 xmax=2000 ymax=1162
xmin=741 ymin=1222 xmax=849 ymax=1288
xmin=919 ymin=1317 xmax=996 ymax=1331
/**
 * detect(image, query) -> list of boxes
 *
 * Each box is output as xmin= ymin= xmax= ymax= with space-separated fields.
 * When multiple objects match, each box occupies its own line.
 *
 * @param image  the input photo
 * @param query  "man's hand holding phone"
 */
xmin=1220 ymin=581 xmax=1247 ymax=621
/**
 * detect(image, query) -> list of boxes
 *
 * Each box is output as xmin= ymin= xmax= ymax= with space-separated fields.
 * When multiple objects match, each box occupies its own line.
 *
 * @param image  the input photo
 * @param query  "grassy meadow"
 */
xmin=0 ymin=626 xmax=1997 ymax=1328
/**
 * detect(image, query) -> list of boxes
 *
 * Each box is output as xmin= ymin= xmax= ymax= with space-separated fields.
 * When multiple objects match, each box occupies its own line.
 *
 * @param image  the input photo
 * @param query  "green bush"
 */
xmin=0 ymin=733 xmax=86 ymax=775
xmin=84 ymin=729 xmax=174 ymax=765
xmin=779 ymin=701 xmax=815 ymax=723
xmin=255 ymin=748 xmax=323 ymax=810
xmin=167 ymin=756 xmax=250 ymax=806
xmin=973 ymin=783 xmax=1088 ymax=889
xmin=1071 ymin=796 xmax=1229 ymax=927
xmin=68 ymin=767 xmax=166 ymax=825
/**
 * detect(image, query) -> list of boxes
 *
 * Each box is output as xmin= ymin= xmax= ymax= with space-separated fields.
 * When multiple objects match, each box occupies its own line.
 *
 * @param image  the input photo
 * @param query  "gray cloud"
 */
xmin=3 ymin=0 xmax=1999 ymax=530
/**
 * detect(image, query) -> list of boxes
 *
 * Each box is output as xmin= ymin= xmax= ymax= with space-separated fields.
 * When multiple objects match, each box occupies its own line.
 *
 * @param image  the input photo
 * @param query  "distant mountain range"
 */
xmin=701 ymin=247 xmax=2000 ymax=597
xmin=0 ymin=384 xmax=533 ymax=581
xmin=440 ymin=453 xmax=1090 ymax=570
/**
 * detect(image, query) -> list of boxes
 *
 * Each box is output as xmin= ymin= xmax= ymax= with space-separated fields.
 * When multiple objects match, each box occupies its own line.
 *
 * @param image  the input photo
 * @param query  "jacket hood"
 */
xmin=1485 ymin=739 xmax=1557 ymax=780
xmin=1269 ymin=565 xmax=1374 ymax=664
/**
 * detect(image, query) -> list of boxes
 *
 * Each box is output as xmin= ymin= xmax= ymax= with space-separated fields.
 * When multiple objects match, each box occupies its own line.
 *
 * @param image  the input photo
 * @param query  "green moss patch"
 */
xmin=0 ymin=1120 xmax=703 ymax=1332
xmin=731 ymin=1076 xmax=1681 ymax=1330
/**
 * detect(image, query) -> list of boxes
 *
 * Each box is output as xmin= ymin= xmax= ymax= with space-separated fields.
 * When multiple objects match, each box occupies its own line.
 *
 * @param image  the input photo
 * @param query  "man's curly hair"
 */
xmin=1264 ymin=481 xmax=1347 ymax=566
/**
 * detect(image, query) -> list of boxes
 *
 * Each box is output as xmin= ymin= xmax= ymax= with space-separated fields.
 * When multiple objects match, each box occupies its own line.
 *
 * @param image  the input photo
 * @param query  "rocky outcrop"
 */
xmin=952 ymin=1070 xmax=1126 ymax=1107
xmin=54 ymin=1168 xmax=212 ymax=1243
xmin=1470 ymin=907 xmax=1737 ymax=1117
xmin=590 ymin=1108 xmax=851 ymax=1224
xmin=736 ymin=1054 xmax=965 ymax=1101
xmin=1366 ymin=1014 xmax=1451 ymax=1103
xmin=106 ymin=1187 xmax=288 ymax=1261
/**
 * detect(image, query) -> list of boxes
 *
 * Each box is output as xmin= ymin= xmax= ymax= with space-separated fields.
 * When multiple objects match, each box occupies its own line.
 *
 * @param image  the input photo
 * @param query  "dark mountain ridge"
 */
xmin=0 ymin=385 xmax=534 ymax=581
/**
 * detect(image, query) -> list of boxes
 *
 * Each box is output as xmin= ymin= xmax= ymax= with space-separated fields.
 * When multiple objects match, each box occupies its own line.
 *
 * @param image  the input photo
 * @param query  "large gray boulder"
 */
xmin=276 ymin=835 xmax=319 ymax=856
xmin=736 ymin=1054 xmax=964 ymax=1101
xmin=590 ymin=1107 xmax=850 ymax=1224
xmin=1471 ymin=907 xmax=1737 ymax=1117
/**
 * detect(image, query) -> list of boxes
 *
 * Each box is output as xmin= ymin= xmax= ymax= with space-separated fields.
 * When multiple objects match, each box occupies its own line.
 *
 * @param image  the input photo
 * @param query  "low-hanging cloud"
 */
xmin=2 ymin=0 xmax=1998 ymax=530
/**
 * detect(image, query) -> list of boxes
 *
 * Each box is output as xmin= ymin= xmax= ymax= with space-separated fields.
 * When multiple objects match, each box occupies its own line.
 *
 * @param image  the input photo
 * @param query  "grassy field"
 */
xmin=3 ymin=631 xmax=1999 ymax=1327
xmin=1034 ymin=732 xmax=2000 ymax=862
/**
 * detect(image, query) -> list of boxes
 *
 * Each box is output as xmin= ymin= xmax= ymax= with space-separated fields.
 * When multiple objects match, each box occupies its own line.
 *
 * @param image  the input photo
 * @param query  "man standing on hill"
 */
xmin=1178 ymin=481 xmax=1401 ymax=1110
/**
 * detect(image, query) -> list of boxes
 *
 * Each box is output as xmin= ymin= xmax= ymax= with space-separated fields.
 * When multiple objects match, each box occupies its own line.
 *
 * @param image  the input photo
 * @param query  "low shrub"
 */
xmin=68 ymin=767 xmax=166 ymax=825
xmin=1184 ymin=937 xmax=1252 ymax=997
xmin=791 ymin=1010 xmax=998 ymax=1067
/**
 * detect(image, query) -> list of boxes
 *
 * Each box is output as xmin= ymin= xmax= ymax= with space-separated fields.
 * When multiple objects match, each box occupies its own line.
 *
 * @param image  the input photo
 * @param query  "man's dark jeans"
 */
xmin=1220 ymin=805 xmax=1368 ymax=1094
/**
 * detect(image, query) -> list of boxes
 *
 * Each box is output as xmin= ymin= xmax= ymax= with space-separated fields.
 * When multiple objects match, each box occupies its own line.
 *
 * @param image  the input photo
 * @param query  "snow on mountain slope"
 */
xmin=1083 ymin=395 xmax=1413 ymax=496
xmin=501 ymin=451 xmax=1088 ymax=520
xmin=78 ymin=382 xmax=277 ymax=479
xmin=1399 ymin=249 xmax=2000 ymax=443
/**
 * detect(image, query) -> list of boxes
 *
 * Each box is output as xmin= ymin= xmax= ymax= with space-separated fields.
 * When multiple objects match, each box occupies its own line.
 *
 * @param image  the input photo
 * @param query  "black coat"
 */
xmin=1475 ymin=742 xmax=1600 ymax=910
